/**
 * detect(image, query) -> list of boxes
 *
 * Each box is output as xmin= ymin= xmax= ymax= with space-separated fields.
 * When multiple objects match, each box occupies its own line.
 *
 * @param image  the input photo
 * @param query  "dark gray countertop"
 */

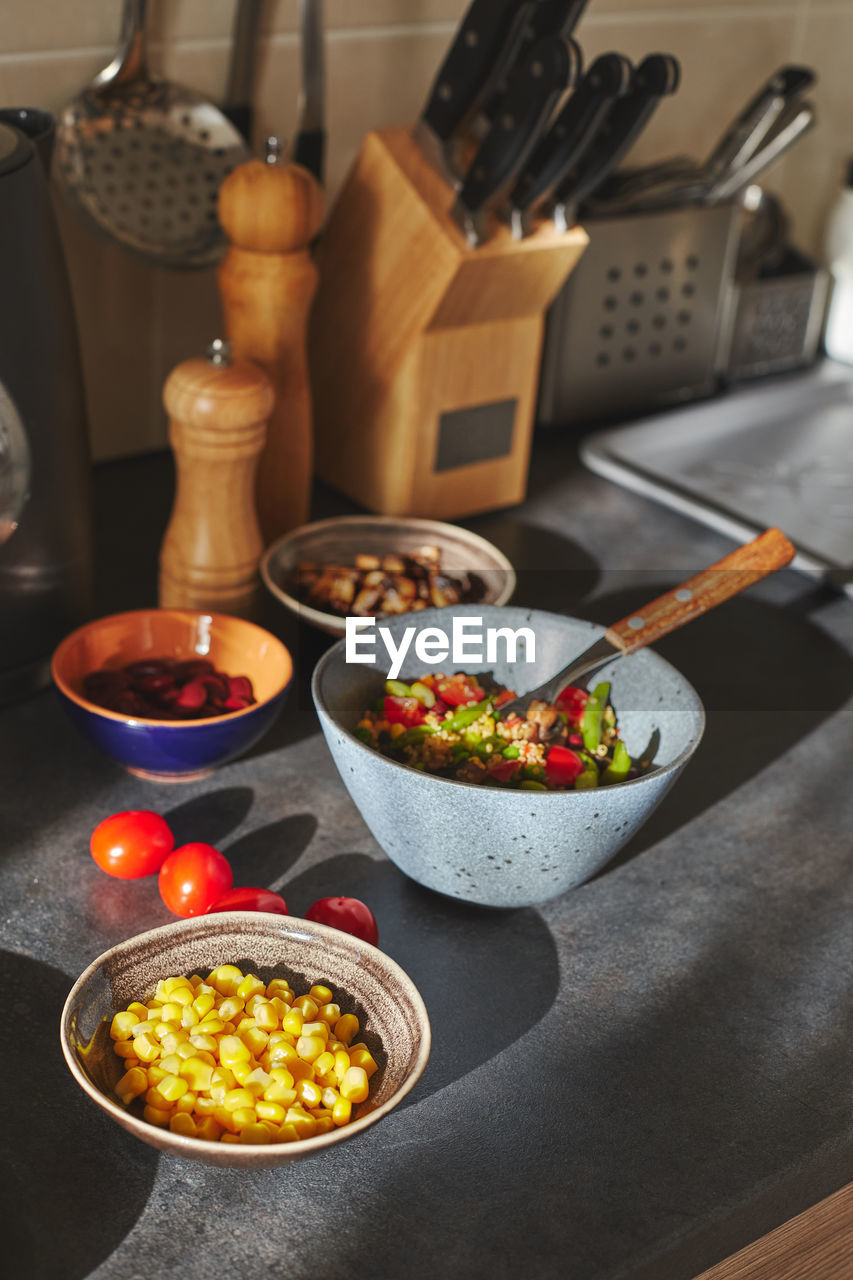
xmin=2 ymin=424 xmax=852 ymax=1280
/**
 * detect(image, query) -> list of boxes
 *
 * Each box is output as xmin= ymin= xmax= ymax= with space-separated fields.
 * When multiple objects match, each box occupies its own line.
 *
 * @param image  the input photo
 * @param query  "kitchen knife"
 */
xmin=552 ymin=52 xmax=681 ymax=231
xmin=222 ymin=0 xmax=262 ymax=143
xmin=707 ymin=101 xmax=816 ymax=201
xmin=507 ymin=51 xmax=634 ymax=237
xmin=293 ymin=0 xmax=326 ymax=182
xmin=701 ymin=64 xmax=815 ymax=190
xmin=477 ymin=0 xmax=591 ymax=129
xmin=450 ymin=35 xmax=581 ymax=244
xmin=412 ymin=0 xmax=537 ymax=187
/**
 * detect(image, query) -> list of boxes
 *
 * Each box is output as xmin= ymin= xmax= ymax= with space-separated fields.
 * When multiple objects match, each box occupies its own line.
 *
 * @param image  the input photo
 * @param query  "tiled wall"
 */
xmin=0 ymin=0 xmax=850 ymax=459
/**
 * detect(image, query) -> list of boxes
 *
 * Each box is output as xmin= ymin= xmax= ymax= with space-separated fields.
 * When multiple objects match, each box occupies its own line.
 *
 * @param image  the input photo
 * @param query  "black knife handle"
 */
xmin=293 ymin=127 xmax=325 ymax=184
xmin=481 ymin=0 xmax=590 ymax=124
xmin=704 ymin=63 xmax=816 ymax=176
xmin=420 ymin=0 xmax=535 ymax=144
xmin=510 ymin=51 xmax=633 ymax=217
xmin=458 ymin=36 xmax=579 ymax=216
xmin=556 ymin=52 xmax=680 ymax=216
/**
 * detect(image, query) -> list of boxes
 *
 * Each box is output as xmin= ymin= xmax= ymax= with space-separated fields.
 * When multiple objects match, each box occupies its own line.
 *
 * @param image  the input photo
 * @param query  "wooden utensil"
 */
xmin=217 ymin=141 xmax=325 ymax=546
xmin=159 ymin=339 xmax=274 ymax=618
xmin=499 ymin=526 xmax=796 ymax=713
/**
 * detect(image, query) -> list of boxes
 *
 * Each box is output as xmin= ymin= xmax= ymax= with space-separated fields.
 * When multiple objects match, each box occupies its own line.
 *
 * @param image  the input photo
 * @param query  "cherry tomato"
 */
xmin=89 ymin=810 xmax=174 ymax=879
xmin=207 ymin=886 xmax=289 ymax=916
xmin=384 ymin=695 xmax=426 ymax=728
xmin=555 ymin=685 xmax=590 ymax=724
xmin=436 ymin=675 xmax=485 ymax=707
xmin=488 ymin=758 xmax=522 ymax=785
xmin=305 ymin=896 xmax=379 ymax=946
xmin=158 ymin=843 xmax=233 ymax=918
xmin=544 ymin=744 xmax=584 ymax=787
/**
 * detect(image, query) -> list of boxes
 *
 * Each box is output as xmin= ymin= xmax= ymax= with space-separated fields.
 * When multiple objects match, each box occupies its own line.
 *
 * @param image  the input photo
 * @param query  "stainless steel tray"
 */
xmin=580 ymin=359 xmax=853 ymax=593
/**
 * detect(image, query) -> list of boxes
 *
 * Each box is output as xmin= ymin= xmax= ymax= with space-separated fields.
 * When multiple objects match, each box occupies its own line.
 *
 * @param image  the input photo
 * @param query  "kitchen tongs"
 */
xmin=497 ymin=527 xmax=795 ymax=715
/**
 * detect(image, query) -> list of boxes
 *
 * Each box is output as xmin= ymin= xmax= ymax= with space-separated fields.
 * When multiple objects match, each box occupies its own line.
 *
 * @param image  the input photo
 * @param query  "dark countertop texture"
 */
xmin=2 ymin=420 xmax=852 ymax=1280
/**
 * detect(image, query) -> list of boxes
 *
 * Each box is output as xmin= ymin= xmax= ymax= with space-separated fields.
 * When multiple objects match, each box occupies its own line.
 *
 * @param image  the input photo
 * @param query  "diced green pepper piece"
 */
xmin=581 ymin=682 xmax=611 ymax=752
xmin=443 ymin=699 xmax=493 ymax=733
xmin=354 ymin=725 xmax=373 ymax=744
xmin=502 ymin=744 xmax=521 ymax=759
xmin=574 ymin=767 xmax=599 ymax=790
xmin=395 ymin=723 xmax=437 ymax=747
xmin=601 ymin=738 xmax=631 ymax=785
xmin=450 ymin=742 xmax=469 ymax=760
xmin=385 ymin=679 xmax=412 ymax=697
xmin=520 ymin=779 xmax=548 ymax=791
xmin=523 ymin=762 xmax=546 ymax=782
xmin=409 ymin=681 xmax=436 ymax=708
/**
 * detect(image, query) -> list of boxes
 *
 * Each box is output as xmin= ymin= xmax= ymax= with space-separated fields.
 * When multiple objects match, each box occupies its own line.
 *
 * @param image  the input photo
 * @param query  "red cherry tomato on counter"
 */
xmin=89 ymin=810 xmax=174 ymax=879
xmin=207 ymin=886 xmax=289 ymax=916
xmin=158 ymin=842 xmax=233 ymax=918
xmin=305 ymin=896 xmax=379 ymax=946
xmin=384 ymin=695 xmax=426 ymax=728
xmin=555 ymin=685 xmax=589 ymax=724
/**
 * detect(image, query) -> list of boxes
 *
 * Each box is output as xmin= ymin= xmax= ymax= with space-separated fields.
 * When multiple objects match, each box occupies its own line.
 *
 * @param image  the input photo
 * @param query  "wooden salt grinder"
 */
xmin=217 ymin=139 xmax=325 ymax=546
xmin=159 ymin=339 xmax=274 ymax=618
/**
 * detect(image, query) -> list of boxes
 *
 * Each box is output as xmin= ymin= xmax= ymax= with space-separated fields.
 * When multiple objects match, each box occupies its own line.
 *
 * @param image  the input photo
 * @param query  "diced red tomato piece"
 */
xmin=493 ymin=688 xmax=517 ymax=708
xmin=384 ymin=695 xmax=427 ymax=728
xmin=544 ymin=744 xmax=584 ymax=786
xmin=436 ymin=675 xmax=485 ymax=706
xmin=489 ymin=758 xmax=521 ymax=784
xmin=555 ymin=685 xmax=589 ymax=724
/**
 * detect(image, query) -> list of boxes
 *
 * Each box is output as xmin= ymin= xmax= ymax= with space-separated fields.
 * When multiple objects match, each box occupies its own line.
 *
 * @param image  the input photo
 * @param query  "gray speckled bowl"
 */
xmin=312 ymin=605 xmax=705 ymax=908
xmin=60 ymin=913 xmax=431 ymax=1168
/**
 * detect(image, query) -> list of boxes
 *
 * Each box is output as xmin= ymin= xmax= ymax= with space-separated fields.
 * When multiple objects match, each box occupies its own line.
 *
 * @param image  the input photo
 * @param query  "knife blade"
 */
xmin=412 ymin=0 xmax=537 ymax=187
xmin=552 ymin=52 xmax=681 ymax=230
xmin=707 ymin=101 xmax=816 ymax=201
xmin=701 ymin=64 xmax=815 ymax=190
xmin=450 ymin=35 xmax=581 ymax=244
xmin=293 ymin=0 xmax=326 ymax=182
xmin=507 ymin=51 xmax=633 ymax=237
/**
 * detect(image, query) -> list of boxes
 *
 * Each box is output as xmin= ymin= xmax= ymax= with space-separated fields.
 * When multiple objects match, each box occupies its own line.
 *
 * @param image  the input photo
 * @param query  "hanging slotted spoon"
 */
xmin=53 ymin=0 xmax=250 ymax=269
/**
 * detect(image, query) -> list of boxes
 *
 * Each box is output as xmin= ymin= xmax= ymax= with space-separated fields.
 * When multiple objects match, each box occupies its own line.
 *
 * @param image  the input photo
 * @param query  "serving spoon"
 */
xmin=497 ymin=527 xmax=795 ymax=715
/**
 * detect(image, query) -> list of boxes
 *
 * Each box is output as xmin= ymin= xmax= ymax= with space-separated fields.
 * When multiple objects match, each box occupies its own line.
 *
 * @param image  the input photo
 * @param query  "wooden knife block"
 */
xmin=308 ymin=127 xmax=588 ymax=520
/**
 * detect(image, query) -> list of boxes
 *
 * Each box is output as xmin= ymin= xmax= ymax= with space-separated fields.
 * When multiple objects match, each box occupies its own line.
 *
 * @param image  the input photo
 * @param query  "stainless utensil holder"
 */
xmin=718 ymin=248 xmax=829 ymax=382
xmin=537 ymin=202 xmax=742 ymax=427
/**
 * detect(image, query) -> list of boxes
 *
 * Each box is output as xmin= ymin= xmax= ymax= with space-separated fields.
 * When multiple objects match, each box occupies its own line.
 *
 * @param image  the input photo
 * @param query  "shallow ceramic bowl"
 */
xmin=260 ymin=514 xmax=516 ymax=636
xmin=312 ymin=605 xmax=705 ymax=908
xmin=51 ymin=609 xmax=293 ymax=782
xmin=60 ymin=912 xmax=431 ymax=1168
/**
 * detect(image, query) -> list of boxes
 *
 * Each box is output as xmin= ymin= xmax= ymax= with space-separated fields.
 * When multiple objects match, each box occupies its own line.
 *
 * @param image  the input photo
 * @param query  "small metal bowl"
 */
xmin=60 ymin=913 xmax=431 ymax=1169
xmin=260 ymin=514 xmax=516 ymax=636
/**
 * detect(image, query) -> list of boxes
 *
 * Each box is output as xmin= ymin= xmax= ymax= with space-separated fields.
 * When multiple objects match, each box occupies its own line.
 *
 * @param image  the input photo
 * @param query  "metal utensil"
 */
xmin=222 ymin=0 xmax=263 ymax=143
xmin=706 ymin=103 xmax=815 ymax=202
xmin=701 ymin=65 xmax=815 ymax=191
xmin=53 ymin=0 xmax=250 ymax=269
xmin=293 ymin=0 xmax=326 ymax=182
xmin=496 ymin=527 xmax=795 ymax=714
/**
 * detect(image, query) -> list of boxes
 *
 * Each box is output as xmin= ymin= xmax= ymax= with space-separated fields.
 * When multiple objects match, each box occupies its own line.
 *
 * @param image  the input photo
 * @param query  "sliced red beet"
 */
xmin=176 ymin=680 xmax=208 ymax=711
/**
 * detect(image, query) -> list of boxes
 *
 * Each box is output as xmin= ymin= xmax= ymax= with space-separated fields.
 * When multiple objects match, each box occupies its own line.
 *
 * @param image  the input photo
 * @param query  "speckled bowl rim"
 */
xmin=260 ymin=515 xmax=517 ymax=636
xmin=60 ymin=912 xmax=432 ymax=1166
xmin=51 ymin=609 xmax=294 ymax=728
xmin=312 ymin=606 xmax=706 ymax=797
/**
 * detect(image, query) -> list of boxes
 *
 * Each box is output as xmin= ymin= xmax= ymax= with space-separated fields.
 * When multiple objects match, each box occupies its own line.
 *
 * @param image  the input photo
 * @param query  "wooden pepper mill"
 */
xmin=159 ymin=338 xmax=274 ymax=618
xmin=217 ymin=137 xmax=325 ymax=546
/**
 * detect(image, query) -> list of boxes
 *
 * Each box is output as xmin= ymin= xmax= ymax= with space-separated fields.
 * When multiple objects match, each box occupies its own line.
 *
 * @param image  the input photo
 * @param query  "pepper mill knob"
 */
xmin=158 ymin=340 xmax=274 ymax=618
xmin=217 ymin=140 xmax=325 ymax=254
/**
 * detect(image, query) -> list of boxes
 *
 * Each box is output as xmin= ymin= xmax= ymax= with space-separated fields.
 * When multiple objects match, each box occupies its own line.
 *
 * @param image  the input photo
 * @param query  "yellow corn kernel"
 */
xmin=157 ymin=1001 xmax=183 ymax=1025
xmin=208 ymin=965 xmax=244 ymax=996
xmin=243 ymin=1067 xmax=271 ymax=1095
xmin=301 ymin=1020 xmax=329 ymax=1041
xmin=179 ymin=1056 xmax=214 ymax=1092
xmin=157 ymin=1053 xmax=182 ymax=1076
xmin=253 ymin=1001 xmax=279 ymax=1031
xmin=321 ymin=1086 xmax=340 ymax=1109
xmin=238 ymin=1122 xmax=271 ymax=1144
xmin=115 ymin=1067 xmax=148 ymax=1105
xmin=145 ymin=999 xmax=163 ymax=1012
xmin=220 ymin=1132 xmax=240 ymax=1144
xmin=132 ymin=1032 xmax=161 ymax=1063
xmin=313 ymin=1051 xmax=336 ymax=1080
xmin=256 ymin=1100 xmax=286 ymax=1124
xmin=113 ymin=1040 xmax=140 ymax=1060
xmin=348 ymin=1041 xmax=367 ymax=1053
xmin=127 ymin=1001 xmax=149 ymax=1020
xmin=293 ymin=996 xmax=318 ymax=1020
xmin=218 ymin=1034 xmax=251 ymax=1068
xmin=263 ymin=1081 xmax=297 ymax=1107
xmin=188 ymin=974 xmax=203 ymax=987
xmin=284 ymin=1105 xmax=317 ymax=1138
xmin=192 ymin=992 xmax=215 ymax=1018
xmin=231 ymin=1106 xmax=257 ymax=1130
xmin=241 ymin=1026 xmax=269 ymax=1057
xmin=169 ymin=986 xmax=195 ymax=1008
xmin=130 ymin=1019 xmax=159 ymax=1038
xmin=275 ymin=1122 xmax=300 ymax=1143
xmin=218 ymin=996 xmax=246 ymax=1024
xmin=169 ymin=1112 xmax=198 ymax=1138
xmin=160 ymin=975 xmax=189 ymax=997
xmin=340 ymin=1066 xmax=369 ymax=1104
xmin=269 ymin=1039 xmax=298 ymax=1066
xmin=214 ymin=1105 xmax=238 ymax=1133
xmin=237 ymin=974 xmax=265 ymax=1001
xmin=189 ymin=1032 xmax=218 ymax=1054
xmin=175 ymin=1040 xmax=201 ymax=1061
xmin=110 ymin=1010 xmax=140 ymax=1041
xmin=271 ymin=1000 xmax=292 ymax=1024
xmin=143 ymin=1104 xmax=173 ymax=1128
xmin=334 ymin=1014 xmax=360 ymax=1046
xmin=296 ymin=1078 xmax=323 ymax=1108
xmin=175 ymin=1091 xmax=197 ymax=1114
xmin=146 ymin=1063 xmax=167 ymax=1086
xmin=316 ymin=1003 xmax=340 ymax=1028
xmin=282 ymin=1008 xmax=304 ymax=1036
xmin=231 ymin=1058 xmax=260 ymax=1086
xmin=158 ymin=1073 xmax=189 ymax=1103
xmin=145 ymin=1085 xmax=170 ymax=1109
xmin=180 ymin=1005 xmax=200 ymax=1029
xmin=309 ymin=983 xmax=333 ymax=1005
xmin=333 ymin=1049 xmax=351 ymax=1082
xmin=266 ymin=978 xmax=292 ymax=1001
xmin=210 ymin=1066 xmax=237 ymax=1091
xmin=160 ymin=1030 xmax=190 ymax=1057
xmin=259 ymin=1051 xmax=272 ymax=1073
xmin=314 ymin=1113 xmax=335 ymax=1135
xmin=332 ymin=1096 xmax=352 ymax=1127
xmin=269 ymin=1066 xmax=295 ymax=1087
xmin=349 ymin=1047 xmax=379 ymax=1078
xmin=223 ymin=1088 xmax=256 ymax=1112
xmin=196 ymin=1117 xmax=224 ymax=1142
xmin=296 ymin=1034 xmax=326 ymax=1063
xmin=195 ymin=1095 xmax=218 ymax=1116
xmin=198 ymin=1015 xmax=225 ymax=1035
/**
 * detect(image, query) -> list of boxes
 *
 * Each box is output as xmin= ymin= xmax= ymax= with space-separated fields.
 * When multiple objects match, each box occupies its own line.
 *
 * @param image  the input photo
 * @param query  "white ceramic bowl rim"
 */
xmin=60 ymin=911 xmax=432 ymax=1159
xmin=311 ymin=610 xmax=706 ymax=797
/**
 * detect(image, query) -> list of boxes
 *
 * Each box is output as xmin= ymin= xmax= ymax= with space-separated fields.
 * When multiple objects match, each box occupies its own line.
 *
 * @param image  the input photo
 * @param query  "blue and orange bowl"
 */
xmin=51 ymin=609 xmax=293 ymax=782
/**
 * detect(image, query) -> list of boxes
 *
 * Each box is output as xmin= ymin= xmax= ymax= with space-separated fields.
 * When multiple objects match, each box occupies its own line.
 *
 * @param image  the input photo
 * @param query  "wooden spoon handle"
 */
xmin=604 ymin=527 xmax=796 ymax=654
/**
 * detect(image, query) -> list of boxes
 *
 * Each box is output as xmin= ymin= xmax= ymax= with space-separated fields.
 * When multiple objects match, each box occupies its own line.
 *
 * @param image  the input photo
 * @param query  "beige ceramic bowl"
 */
xmin=260 ymin=514 xmax=516 ymax=636
xmin=60 ymin=913 xmax=431 ymax=1168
